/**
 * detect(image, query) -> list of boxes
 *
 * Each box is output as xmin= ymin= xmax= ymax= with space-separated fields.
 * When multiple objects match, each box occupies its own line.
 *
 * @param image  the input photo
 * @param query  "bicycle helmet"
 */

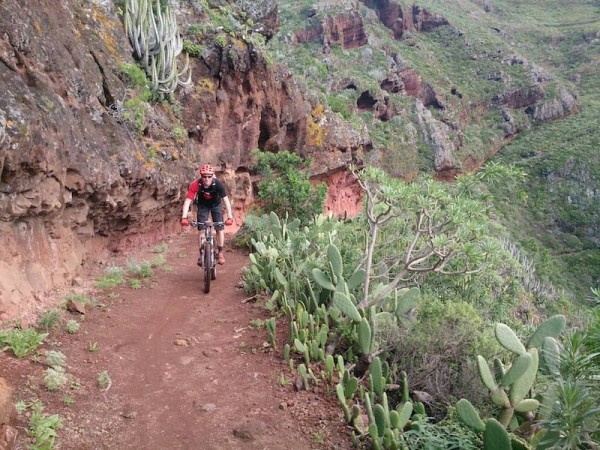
xmin=199 ymin=164 xmax=215 ymax=175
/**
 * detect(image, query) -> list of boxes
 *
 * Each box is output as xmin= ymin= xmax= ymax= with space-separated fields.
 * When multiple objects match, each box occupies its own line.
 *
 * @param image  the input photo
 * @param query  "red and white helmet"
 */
xmin=199 ymin=164 xmax=215 ymax=176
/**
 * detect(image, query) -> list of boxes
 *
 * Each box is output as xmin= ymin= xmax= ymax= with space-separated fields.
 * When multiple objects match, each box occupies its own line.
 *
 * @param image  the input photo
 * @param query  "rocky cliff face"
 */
xmin=0 ymin=0 xmax=368 ymax=322
xmin=282 ymin=0 xmax=580 ymax=177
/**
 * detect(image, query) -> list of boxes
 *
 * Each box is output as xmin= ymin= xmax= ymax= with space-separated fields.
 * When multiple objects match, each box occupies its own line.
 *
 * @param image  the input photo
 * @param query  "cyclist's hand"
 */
xmin=181 ymin=218 xmax=189 ymax=227
xmin=225 ymin=218 xmax=233 ymax=226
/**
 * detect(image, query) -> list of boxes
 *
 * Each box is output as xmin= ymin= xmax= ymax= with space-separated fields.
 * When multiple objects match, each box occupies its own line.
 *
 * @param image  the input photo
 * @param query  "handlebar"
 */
xmin=188 ymin=221 xmax=223 ymax=228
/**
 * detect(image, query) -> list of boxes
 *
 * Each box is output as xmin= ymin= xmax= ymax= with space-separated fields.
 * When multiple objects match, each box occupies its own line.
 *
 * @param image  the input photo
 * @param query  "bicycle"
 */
xmin=189 ymin=221 xmax=222 ymax=293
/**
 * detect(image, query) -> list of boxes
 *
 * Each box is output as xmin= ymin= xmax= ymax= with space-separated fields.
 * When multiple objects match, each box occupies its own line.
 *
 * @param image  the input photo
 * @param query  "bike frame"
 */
xmin=190 ymin=221 xmax=222 ymax=293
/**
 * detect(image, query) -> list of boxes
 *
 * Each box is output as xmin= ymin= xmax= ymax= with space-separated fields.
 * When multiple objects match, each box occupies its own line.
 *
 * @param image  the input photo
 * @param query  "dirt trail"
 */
xmin=2 ymin=232 xmax=350 ymax=449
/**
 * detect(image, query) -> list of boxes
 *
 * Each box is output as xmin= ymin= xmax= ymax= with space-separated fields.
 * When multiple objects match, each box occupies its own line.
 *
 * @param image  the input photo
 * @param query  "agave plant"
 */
xmin=536 ymin=329 xmax=600 ymax=449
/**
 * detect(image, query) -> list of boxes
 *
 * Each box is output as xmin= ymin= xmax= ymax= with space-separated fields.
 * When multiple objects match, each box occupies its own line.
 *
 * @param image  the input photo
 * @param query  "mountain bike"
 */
xmin=189 ymin=221 xmax=221 ymax=293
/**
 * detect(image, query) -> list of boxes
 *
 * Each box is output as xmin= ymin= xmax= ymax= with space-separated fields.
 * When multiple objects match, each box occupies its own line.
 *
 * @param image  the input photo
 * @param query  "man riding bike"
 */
xmin=181 ymin=164 xmax=233 ymax=265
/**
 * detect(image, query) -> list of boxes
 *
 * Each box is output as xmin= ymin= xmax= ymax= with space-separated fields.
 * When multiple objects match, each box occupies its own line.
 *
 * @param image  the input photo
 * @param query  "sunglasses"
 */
xmin=201 ymin=175 xmax=212 ymax=179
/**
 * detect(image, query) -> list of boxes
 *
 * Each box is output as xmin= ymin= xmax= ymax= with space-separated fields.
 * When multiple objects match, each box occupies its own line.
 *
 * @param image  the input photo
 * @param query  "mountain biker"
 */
xmin=181 ymin=164 xmax=233 ymax=265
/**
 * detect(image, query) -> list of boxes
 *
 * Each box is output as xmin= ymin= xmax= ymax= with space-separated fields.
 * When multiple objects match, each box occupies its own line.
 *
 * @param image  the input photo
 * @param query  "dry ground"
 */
xmin=1 ymin=231 xmax=352 ymax=449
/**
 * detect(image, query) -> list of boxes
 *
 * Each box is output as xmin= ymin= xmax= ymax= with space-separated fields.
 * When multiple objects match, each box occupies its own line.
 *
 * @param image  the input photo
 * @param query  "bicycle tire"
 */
xmin=203 ymin=242 xmax=211 ymax=293
xmin=210 ymin=255 xmax=217 ymax=280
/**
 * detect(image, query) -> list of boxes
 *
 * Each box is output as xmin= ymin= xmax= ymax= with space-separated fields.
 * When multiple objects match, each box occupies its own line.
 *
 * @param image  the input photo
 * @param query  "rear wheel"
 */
xmin=203 ymin=242 xmax=211 ymax=293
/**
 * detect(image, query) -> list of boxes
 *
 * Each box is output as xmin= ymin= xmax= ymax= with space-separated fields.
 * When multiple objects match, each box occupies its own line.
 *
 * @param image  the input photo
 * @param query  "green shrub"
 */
xmin=188 ymin=23 xmax=204 ymax=36
xmin=62 ymin=292 xmax=92 ymax=306
xmin=183 ymin=39 xmax=203 ymax=57
xmin=97 ymin=371 xmax=112 ymax=390
xmin=96 ymin=266 xmax=125 ymax=289
xmin=122 ymin=98 xmax=147 ymax=133
xmin=152 ymin=243 xmax=168 ymax=254
xmin=37 ymin=309 xmax=62 ymax=332
xmin=537 ymin=324 xmax=600 ymax=447
xmin=62 ymin=394 xmax=75 ymax=407
xmin=0 ymin=328 xmax=47 ymax=358
xmin=170 ymin=124 xmax=187 ymax=143
xmin=252 ymin=149 xmax=327 ymax=224
xmin=389 ymin=297 xmax=498 ymax=411
xmin=327 ymin=93 xmax=352 ymax=120
xmin=45 ymin=350 xmax=66 ymax=368
xmin=119 ymin=62 xmax=148 ymax=89
xmin=127 ymin=259 xmax=154 ymax=278
xmin=26 ymin=400 xmax=62 ymax=449
xmin=44 ymin=367 xmax=67 ymax=392
xmin=150 ymin=254 xmax=166 ymax=268
xmin=214 ymin=34 xmax=227 ymax=48
xmin=65 ymin=320 xmax=80 ymax=334
xmin=402 ymin=413 xmax=481 ymax=449
xmin=230 ymin=212 xmax=271 ymax=249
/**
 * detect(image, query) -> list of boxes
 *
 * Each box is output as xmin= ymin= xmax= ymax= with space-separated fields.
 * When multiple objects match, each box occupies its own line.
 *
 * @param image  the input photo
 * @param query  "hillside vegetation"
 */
xmin=267 ymin=0 xmax=599 ymax=301
xmin=482 ymin=0 xmax=600 ymax=300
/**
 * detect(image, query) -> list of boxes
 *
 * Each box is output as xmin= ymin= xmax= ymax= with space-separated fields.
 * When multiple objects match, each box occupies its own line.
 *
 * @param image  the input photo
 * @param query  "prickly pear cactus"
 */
xmin=473 ymin=315 xmax=565 ymax=428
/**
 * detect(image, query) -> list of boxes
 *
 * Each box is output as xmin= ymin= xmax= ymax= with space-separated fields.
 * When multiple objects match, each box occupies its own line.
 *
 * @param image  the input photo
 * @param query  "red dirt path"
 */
xmin=1 ymin=232 xmax=351 ymax=449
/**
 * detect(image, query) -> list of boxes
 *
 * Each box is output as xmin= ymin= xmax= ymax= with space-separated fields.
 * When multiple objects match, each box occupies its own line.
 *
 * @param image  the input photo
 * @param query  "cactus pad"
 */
xmin=483 ymin=418 xmax=511 ymax=450
xmin=541 ymin=336 xmax=560 ymax=376
xmin=332 ymin=291 xmax=362 ymax=323
xmin=327 ymin=244 xmax=343 ymax=278
xmin=477 ymin=355 xmax=497 ymax=390
xmin=527 ymin=315 xmax=566 ymax=349
xmin=509 ymin=348 xmax=539 ymax=404
xmin=456 ymin=399 xmax=485 ymax=432
xmin=358 ymin=318 xmax=372 ymax=355
xmin=514 ymin=398 xmax=540 ymax=413
xmin=495 ymin=323 xmax=526 ymax=355
xmin=312 ymin=268 xmax=335 ymax=291
xmin=501 ymin=352 xmax=532 ymax=387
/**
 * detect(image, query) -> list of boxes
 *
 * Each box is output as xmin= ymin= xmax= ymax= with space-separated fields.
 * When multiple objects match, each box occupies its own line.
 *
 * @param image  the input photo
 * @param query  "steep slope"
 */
xmin=269 ymin=0 xmax=599 ymax=298
xmin=270 ymin=0 xmax=580 ymax=178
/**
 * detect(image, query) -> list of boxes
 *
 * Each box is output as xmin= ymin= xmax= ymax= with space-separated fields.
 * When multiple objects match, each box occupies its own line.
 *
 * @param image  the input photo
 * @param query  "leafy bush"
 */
xmin=37 ymin=309 xmax=62 ymax=332
xmin=26 ymin=400 xmax=62 ymax=450
xmin=252 ymin=149 xmax=327 ymax=224
xmin=182 ymin=39 xmax=203 ymax=57
xmin=230 ymin=212 xmax=271 ymax=250
xmin=122 ymin=98 xmax=147 ymax=133
xmin=44 ymin=367 xmax=68 ymax=392
xmin=97 ymin=371 xmax=112 ymax=390
xmin=65 ymin=320 xmax=80 ymax=334
xmin=45 ymin=350 xmax=66 ymax=368
xmin=96 ymin=266 xmax=125 ymax=289
xmin=119 ymin=62 xmax=148 ymax=89
xmin=327 ymin=93 xmax=352 ymax=120
xmin=0 ymin=328 xmax=47 ymax=358
xmin=389 ymin=297 xmax=497 ymax=411
xmin=401 ymin=413 xmax=481 ymax=449
xmin=537 ymin=324 xmax=600 ymax=448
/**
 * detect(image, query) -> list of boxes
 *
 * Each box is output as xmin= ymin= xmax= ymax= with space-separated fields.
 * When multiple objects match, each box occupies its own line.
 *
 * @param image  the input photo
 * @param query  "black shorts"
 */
xmin=197 ymin=203 xmax=224 ymax=230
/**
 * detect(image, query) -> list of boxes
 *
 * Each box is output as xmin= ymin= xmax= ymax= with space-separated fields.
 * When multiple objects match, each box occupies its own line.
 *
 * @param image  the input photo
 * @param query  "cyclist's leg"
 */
xmin=211 ymin=204 xmax=225 ymax=264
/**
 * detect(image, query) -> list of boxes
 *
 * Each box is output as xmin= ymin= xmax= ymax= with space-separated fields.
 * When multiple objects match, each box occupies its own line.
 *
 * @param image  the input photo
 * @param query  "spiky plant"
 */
xmin=124 ymin=0 xmax=191 ymax=95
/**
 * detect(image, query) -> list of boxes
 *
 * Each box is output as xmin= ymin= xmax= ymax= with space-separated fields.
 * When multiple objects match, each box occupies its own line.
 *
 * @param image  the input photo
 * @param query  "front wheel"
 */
xmin=210 ymin=264 xmax=217 ymax=280
xmin=203 ymin=242 xmax=211 ymax=293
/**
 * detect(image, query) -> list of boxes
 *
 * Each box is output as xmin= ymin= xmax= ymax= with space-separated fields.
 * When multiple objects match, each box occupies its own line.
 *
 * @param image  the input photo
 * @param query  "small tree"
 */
xmin=352 ymin=163 xmax=526 ymax=309
xmin=252 ymin=149 xmax=327 ymax=224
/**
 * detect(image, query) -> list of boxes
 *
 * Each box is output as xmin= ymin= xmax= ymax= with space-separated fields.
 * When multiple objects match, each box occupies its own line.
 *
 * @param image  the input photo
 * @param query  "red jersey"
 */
xmin=185 ymin=177 xmax=227 ymax=207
